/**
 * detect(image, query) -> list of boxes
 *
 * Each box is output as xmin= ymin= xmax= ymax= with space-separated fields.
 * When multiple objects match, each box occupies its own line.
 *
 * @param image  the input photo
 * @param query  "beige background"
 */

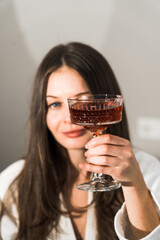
xmin=0 ymin=0 xmax=160 ymax=172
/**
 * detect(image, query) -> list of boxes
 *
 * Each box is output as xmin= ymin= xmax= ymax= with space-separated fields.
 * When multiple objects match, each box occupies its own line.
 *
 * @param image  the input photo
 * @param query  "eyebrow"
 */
xmin=46 ymin=91 xmax=90 ymax=99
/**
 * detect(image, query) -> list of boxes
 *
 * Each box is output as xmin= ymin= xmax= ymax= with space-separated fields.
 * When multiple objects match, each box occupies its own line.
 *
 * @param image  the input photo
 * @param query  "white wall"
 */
xmin=0 ymin=0 xmax=160 ymax=171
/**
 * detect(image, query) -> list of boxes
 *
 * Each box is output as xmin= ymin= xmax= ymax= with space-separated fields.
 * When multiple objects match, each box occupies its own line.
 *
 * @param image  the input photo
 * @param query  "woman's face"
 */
xmin=46 ymin=65 xmax=92 ymax=150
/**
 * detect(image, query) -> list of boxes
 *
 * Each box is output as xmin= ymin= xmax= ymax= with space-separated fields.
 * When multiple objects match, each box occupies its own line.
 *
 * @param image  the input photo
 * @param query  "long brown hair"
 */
xmin=0 ymin=42 xmax=130 ymax=239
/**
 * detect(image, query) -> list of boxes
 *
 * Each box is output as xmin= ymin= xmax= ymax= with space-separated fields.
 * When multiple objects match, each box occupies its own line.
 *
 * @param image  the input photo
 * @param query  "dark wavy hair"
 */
xmin=0 ymin=42 xmax=130 ymax=239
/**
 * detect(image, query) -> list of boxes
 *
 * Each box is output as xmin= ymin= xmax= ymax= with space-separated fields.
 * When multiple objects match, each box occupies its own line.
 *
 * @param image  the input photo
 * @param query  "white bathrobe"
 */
xmin=0 ymin=150 xmax=160 ymax=240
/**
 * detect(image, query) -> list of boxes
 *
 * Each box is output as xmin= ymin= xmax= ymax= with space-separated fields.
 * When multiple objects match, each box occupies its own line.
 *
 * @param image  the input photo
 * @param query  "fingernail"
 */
xmin=79 ymin=163 xmax=86 ymax=169
xmin=85 ymin=143 xmax=89 ymax=149
xmin=85 ymin=142 xmax=91 ymax=149
xmin=84 ymin=151 xmax=88 ymax=157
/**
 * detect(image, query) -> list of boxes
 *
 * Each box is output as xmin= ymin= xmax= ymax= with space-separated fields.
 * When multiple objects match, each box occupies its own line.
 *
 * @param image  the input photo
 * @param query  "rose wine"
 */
xmin=68 ymin=94 xmax=123 ymax=191
xmin=69 ymin=101 xmax=123 ymax=132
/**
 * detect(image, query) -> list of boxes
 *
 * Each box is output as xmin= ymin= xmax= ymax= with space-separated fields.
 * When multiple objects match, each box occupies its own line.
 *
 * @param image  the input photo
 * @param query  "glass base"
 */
xmin=76 ymin=177 xmax=121 ymax=192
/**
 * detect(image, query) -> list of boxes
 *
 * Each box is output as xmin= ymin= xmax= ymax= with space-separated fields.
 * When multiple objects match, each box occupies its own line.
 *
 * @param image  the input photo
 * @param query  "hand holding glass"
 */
xmin=68 ymin=94 xmax=123 ymax=192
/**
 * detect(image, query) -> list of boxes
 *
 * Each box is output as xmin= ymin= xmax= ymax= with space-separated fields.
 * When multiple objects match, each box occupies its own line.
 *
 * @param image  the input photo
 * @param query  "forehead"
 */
xmin=46 ymin=66 xmax=89 ymax=97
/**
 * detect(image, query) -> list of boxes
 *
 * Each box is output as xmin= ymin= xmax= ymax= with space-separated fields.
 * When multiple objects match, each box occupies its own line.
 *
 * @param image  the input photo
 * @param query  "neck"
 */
xmin=67 ymin=148 xmax=89 ymax=181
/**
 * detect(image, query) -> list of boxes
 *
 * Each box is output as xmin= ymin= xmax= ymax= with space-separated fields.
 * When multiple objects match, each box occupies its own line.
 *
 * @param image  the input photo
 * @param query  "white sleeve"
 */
xmin=114 ymin=150 xmax=160 ymax=240
xmin=0 ymin=160 xmax=24 ymax=239
xmin=0 ymin=160 xmax=24 ymax=200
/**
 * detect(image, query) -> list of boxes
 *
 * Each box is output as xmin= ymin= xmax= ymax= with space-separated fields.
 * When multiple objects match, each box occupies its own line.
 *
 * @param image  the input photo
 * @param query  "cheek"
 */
xmin=46 ymin=112 xmax=59 ymax=135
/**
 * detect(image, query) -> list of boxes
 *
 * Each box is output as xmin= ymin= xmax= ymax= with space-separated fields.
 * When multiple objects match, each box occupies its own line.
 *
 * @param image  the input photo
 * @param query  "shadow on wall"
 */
xmin=101 ymin=0 xmax=160 ymax=158
xmin=0 ymin=0 xmax=36 ymax=171
xmin=0 ymin=0 xmax=159 ymax=173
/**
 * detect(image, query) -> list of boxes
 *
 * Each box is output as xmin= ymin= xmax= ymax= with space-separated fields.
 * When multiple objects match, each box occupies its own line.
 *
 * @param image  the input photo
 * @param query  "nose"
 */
xmin=64 ymin=105 xmax=72 ymax=123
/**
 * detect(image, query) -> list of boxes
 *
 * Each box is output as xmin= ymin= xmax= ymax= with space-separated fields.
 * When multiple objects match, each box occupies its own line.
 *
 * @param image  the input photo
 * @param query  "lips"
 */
xmin=63 ymin=129 xmax=87 ymax=138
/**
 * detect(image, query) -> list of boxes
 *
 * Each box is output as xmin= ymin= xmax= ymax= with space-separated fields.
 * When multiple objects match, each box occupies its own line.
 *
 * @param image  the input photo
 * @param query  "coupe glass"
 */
xmin=67 ymin=94 xmax=123 ymax=192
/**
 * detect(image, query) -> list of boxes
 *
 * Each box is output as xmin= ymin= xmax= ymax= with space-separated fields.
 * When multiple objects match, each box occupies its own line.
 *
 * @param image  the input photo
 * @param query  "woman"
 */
xmin=0 ymin=42 xmax=160 ymax=240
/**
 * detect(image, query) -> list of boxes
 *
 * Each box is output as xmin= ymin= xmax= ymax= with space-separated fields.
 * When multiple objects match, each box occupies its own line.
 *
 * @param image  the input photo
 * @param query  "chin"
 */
xmin=61 ymin=142 xmax=86 ymax=150
xmin=60 ymin=138 xmax=90 ymax=150
xmin=54 ymin=133 xmax=92 ymax=150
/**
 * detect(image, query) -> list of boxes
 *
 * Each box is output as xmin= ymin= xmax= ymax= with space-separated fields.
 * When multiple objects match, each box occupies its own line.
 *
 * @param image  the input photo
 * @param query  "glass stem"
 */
xmin=93 ymin=172 xmax=103 ymax=179
xmin=91 ymin=131 xmax=104 ymax=180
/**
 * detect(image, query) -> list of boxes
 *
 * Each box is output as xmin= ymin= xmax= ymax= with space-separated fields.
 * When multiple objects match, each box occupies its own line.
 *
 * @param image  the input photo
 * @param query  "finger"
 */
xmin=85 ymin=134 xmax=129 ymax=149
xmin=79 ymin=162 xmax=115 ymax=176
xmin=86 ymin=155 xmax=119 ymax=167
xmin=85 ymin=144 xmax=122 ymax=158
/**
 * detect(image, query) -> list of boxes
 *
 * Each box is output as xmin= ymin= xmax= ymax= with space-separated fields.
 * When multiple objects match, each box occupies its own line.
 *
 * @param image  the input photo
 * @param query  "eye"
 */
xmin=48 ymin=102 xmax=61 ymax=109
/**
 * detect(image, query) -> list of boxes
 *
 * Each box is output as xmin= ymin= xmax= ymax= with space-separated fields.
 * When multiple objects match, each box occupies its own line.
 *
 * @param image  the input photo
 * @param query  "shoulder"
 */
xmin=134 ymin=149 xmax=160 ymax=170
xmin=134 ymin=149 xmax=160 ymax=192
xmin=0 ymin=160 xmax=25 ymax=200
